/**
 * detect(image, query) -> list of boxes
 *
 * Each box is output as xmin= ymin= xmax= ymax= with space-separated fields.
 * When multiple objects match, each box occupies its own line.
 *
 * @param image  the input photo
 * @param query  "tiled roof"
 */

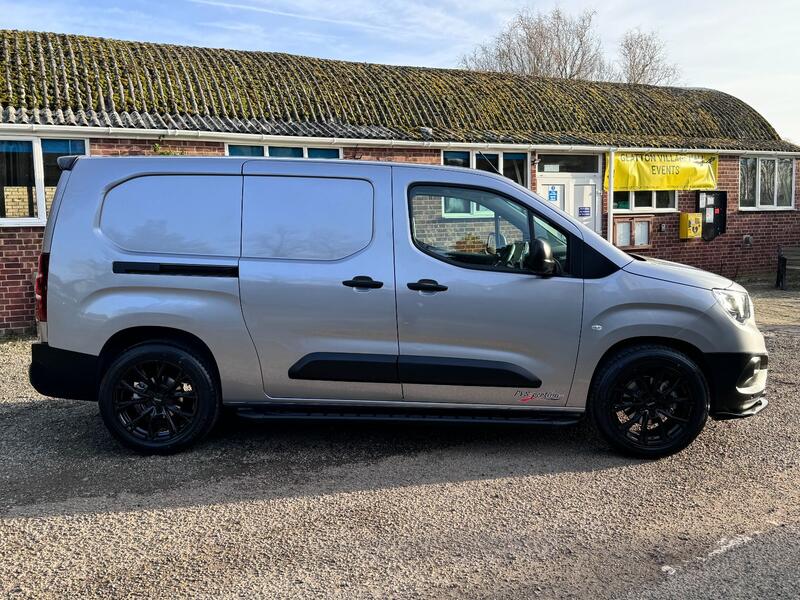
xmin=1 ymin=30 xmax=797 ymax=152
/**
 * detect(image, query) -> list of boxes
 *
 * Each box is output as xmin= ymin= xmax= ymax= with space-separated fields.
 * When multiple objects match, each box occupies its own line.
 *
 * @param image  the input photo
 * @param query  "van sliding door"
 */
xmin=239 ymin=160 xmax=401 ymax=402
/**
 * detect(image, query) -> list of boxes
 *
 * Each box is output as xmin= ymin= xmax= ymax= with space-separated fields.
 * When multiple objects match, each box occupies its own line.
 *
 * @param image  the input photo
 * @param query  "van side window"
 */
xmin=409 ymin=185 xmax=569 ymax=274
xmin=243 ymin=176 xmax=373 ymax=260
xmin=101 ymin=175 xmax=242 ymax=256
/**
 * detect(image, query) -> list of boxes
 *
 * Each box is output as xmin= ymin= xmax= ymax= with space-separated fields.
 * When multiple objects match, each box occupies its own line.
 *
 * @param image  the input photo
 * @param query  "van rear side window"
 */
xmin=242 ymin=176 xmax=373 ymax=260
xmin=100 ymin=175 xmax=242 ymax=257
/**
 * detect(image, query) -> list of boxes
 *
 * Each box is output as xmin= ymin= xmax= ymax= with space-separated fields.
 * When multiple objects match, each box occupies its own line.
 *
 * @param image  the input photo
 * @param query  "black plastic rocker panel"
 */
xmin=288 ymin=352 xmax=541 ymax=388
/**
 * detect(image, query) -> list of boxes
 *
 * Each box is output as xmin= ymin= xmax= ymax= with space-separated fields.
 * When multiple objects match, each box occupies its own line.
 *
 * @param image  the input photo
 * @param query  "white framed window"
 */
xmin=442 ymin=150 xmax=529 ymax=185
xmin=225 ymin=144 xmax=341 ymax=159
xmin=441 ymin=150 xmax=529 ymax=217
xmin=0 ymin=136 xmax=89 ymax=227
xmin=441 ymin=196 xmax=494 ymax=218
xmin=739 ymin=156 xmax=795 ymax=210
xmin=612 ymin=190 xmax=677 ymax=212
xmin=536 ymin=154 xmax=600 ymax=174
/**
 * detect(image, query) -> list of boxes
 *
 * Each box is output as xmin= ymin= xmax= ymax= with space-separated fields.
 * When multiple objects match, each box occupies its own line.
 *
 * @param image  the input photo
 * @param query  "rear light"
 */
xmin=35 ymin=253 xmax=49 ymax=322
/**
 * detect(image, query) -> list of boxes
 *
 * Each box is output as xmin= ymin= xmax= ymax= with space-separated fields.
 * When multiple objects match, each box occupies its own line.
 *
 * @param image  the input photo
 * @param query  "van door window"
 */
xmin=409 ymin=185 xmax=569 ymax=274
xmin=243 ymin=176 xmax=373 ymax=260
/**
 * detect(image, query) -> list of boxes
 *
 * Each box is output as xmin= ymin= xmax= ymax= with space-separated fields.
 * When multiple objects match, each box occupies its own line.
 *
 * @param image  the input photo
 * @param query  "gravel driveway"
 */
xmin=1 ymin=283 xmax=799 ymax=599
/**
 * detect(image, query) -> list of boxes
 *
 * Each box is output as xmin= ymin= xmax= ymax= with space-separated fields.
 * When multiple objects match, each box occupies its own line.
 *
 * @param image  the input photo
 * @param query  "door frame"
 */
xmin=537 ymin=166 xmax=603 ymax=234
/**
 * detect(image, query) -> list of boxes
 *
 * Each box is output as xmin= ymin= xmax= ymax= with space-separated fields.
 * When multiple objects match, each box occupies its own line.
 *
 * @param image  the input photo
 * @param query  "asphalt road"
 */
xmin=1 ymin=285 xmax=798 ymax=599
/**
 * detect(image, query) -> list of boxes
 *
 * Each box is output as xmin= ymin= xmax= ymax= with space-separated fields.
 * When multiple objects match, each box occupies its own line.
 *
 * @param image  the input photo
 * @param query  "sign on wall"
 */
xmin=604 ymin=153 xmax=718 ymax=191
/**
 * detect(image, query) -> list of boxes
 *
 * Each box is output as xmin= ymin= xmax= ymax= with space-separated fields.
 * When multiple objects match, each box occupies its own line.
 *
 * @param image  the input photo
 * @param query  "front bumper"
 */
xmin=705 ymin=353 xmax=768 ymax=420
xmin=29 ymin=342 xmax=99 ymax=401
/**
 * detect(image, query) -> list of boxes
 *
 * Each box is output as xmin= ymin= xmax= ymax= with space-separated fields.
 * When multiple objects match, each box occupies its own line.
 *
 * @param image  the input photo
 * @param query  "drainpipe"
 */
xmin=607 ymin=149 xmax=615 ymax=244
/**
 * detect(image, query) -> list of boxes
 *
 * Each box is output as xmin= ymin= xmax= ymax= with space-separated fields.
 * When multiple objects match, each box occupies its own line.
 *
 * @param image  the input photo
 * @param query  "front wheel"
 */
xmin=589 ymin=345 xmax=709 ymax=459
xmin=98 ymin=343 xmax=220 ymax=454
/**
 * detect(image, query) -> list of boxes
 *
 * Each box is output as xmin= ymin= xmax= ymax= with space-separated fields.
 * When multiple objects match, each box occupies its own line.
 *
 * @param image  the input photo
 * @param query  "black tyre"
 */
xmin=98 ymin=342 xmax=220 ymax=454
xmin=589 ymin=345 xmax=709 ymax=459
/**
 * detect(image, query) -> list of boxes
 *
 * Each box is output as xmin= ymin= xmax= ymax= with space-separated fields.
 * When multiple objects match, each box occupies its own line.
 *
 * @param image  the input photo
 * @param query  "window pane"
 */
xmin=634 ymin=191 xmax=652 ymax=209
xmin=411 ymin=185 xmax=550 ymax=272
xmin=101 ymin=175 xmax=241 ymax=256
xmin=443 ymin=197 xmax=471 ymax=214
xmin=307 ymin=147 xmax=340 ymax=159
xmin=0 ymin=140 xmax=36 ymax=219
xmin=739 ymin=158 xmax=756 ymax=207
xmin=242 ymin=176 xmax=373 ymax=260
xmin=472 ymin=200 xmax=494 ymax=215
xmin=268 ymin=146 xmax=303 ymax=158
xmin=759 ymin=159 xmax=776 ymax=206
xmin=228 ymin=145 xmax=265 ymax=157
xmin=655 ymin=190 xmax=674 ymax=209
xmin=42 ymin=139 xmax=87 ymax=214
xmin=533 ymin=214 xmax=569 ymax=270
xmin=502 ymin=152 xmax=527 ymax=186
xmin=634 ymin=220 xmax=650 ymax=246
xmin=443 ymin=151 xmax=470 ymax=168
xmin=475 ymin=153 xmax=499 ymax=173
xmin=613 ymin=191 xmax=630 ymax=210
xmin=41 ymin=139 xmax=85 ymax=155
xmin=777 ymin=159 xmax=794 ymax=207
xmin=615 ymin=221 xmax=631 ymax=246
xmin=537 ymin=154 xmax=598 ymax=173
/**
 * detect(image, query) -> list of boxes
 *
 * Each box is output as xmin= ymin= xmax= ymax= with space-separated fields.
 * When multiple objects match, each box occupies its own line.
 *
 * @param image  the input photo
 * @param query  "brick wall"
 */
xmin=89 ymin=138 xmax=226 ymax=156
xmin=0 ymin=228 xmax=43 ymax=336
xmin=342 ymin=146 xmax=440 ymax=163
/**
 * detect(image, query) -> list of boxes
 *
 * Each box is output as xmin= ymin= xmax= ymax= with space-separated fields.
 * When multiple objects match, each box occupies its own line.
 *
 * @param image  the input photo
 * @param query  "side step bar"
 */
xmin=235 ymin=405 xmax=583 ymax=426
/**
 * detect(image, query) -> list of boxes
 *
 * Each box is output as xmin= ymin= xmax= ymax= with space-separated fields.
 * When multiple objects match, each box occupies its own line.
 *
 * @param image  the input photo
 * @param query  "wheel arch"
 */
xmin=98 ymin=326 xmax=222 ymax=394
xmin=589 ymin=336 xmax=712 ymax=398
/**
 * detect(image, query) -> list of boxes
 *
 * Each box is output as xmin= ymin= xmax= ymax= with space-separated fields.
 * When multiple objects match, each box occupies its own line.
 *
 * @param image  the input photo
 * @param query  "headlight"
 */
xmin=713 ymin=289 xmax=752 ymax=323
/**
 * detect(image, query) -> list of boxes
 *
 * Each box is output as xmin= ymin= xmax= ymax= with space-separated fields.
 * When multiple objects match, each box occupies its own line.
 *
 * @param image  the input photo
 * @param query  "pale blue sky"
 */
xmin=1 ymin=0 xmax=798 ymax=142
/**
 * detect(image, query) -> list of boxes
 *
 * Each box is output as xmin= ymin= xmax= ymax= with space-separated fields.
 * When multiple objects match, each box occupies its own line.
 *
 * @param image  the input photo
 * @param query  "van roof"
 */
xmin=64 ymin=154 xmax=516 ymax=182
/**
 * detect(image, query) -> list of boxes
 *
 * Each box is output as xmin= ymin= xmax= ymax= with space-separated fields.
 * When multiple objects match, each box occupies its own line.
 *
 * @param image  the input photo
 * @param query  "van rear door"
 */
xmin=240 ymin=160 xmax=401 ymax=402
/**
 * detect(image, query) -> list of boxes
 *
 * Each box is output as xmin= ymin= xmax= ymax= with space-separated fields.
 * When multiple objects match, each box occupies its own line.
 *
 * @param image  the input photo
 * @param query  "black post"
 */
xmin=777 ymin=255 xmax=787 ymax=291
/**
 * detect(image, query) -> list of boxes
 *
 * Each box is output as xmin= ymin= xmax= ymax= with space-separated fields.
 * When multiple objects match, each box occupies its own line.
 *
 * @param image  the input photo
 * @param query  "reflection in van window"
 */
xmin=409 ymin=185 xmax=569 ymax=273
xmin=100 ymin=175 xmax=242 ymax=256
xmin=242 ymin=176 xmax=373 ymax=261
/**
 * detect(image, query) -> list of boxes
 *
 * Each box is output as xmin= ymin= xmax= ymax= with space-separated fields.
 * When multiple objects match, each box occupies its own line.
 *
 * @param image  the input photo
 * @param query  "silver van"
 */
xmin=29 ymin=156 xmax=768 ymax=457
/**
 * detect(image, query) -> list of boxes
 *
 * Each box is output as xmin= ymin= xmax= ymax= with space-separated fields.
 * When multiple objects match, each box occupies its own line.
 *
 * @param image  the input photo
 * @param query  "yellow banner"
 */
xmin=604 ymin=153 xmax=718 ymax=191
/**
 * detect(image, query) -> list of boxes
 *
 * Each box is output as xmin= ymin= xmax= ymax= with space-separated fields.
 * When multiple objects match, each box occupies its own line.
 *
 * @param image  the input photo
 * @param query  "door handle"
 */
xmin=342 ymin=275 xmax=384 ymax=289
xmin=407 ymin=279 xmax=448 ymax=292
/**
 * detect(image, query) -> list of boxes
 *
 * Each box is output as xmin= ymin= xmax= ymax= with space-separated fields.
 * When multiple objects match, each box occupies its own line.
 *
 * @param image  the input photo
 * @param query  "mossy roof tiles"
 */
xmin=1 ymin=30 xmax=797 ymax=152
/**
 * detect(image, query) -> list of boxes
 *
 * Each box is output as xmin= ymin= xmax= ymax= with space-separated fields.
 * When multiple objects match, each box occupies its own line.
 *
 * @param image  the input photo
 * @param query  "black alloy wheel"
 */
xmin=590 ymin=345 xmax=709 ymax=458
xmin=113 ymin=359 xmax=198 ymax=443
xmin=99 ymin=343 xmax=220 ymax=454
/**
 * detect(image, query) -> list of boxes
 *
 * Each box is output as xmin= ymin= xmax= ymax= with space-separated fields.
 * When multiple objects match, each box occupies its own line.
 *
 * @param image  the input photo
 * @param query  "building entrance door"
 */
xmin=537 ymin=177 xmax=601 ymax=234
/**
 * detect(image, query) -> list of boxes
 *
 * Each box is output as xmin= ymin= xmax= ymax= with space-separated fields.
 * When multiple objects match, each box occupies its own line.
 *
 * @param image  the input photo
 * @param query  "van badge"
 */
xmin=514 ymin=390 xmax=562 ymax=402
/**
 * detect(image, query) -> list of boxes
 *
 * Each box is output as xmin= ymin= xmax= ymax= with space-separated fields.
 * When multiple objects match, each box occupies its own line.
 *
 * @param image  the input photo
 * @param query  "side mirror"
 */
xmin=525 ymin=238 xmax=556 ymax=276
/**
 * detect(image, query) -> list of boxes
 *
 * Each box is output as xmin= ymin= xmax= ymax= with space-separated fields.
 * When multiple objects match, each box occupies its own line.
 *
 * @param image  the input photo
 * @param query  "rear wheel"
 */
xmin=98 ymin=343 xmax=220 ymax=454
xmin=589 ymin=345 xmax=709 ymax=459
